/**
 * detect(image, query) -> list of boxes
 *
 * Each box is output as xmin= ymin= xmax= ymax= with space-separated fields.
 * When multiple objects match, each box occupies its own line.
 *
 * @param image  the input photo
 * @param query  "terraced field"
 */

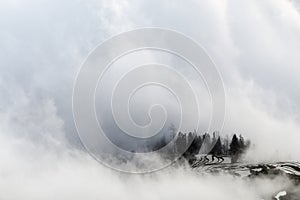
xmin=191 ymin=156 xmax=300 ymax=200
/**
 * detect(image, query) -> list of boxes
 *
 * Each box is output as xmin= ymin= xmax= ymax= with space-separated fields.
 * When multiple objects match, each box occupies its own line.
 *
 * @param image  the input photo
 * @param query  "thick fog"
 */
xmin=1 ymin=0 xmax=300 ymax=199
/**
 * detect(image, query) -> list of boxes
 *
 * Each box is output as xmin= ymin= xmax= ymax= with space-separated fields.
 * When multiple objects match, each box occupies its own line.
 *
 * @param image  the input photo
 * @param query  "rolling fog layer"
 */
xmin=1 ymin=0 xmax=300 ymax=199
xmin=0 ymin=130 xmax=294 ymax=200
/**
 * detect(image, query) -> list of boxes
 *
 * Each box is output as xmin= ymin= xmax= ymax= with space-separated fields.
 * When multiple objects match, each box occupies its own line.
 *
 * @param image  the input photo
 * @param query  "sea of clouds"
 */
xmin=1 ymin=0 xmax=300 ymax=199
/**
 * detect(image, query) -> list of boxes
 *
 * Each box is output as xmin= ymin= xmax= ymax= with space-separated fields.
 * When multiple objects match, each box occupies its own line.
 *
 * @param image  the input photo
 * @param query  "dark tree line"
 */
xmin=183 ymin=132 xmax=250 ymax=163
xmin=152 ymin=130 xmax=250 ymax=163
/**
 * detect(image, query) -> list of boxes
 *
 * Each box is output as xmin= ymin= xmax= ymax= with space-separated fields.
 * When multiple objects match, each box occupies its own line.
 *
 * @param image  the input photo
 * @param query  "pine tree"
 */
xmin=185 ymin=134 xmax=202 ymax=156
xmin=210 ymin=136 xmax=222 ymax=155
xmin=201 ymin=133 xmax=211 ymax=154
xmin=230 ymin=134 xmax=239 ymax=154
xmin=230 ymin=134 xmax=242 ymax=163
